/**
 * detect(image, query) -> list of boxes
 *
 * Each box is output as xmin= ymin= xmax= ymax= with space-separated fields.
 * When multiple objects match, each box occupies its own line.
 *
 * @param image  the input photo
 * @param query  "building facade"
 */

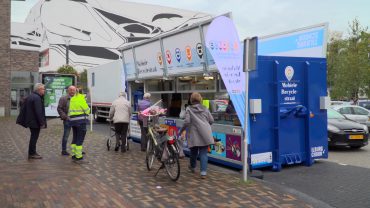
xmin=1 ymin=0 xmax=212 ymax=117
xmin=1 ymin=0 xmax=40 ymax=117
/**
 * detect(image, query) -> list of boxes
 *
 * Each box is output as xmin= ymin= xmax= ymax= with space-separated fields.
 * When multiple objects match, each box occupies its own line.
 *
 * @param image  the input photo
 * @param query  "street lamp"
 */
xmin=63 ymin=36 xmax=72 ymax=65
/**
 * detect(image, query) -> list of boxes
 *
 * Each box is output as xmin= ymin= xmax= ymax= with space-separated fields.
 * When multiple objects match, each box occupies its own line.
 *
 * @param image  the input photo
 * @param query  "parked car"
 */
xmin=332 ymin=105 xmax=370 ymax=128
xmin=358 ymin=99 xmax=370 ymax=110
xmin=327 ymin=108 xmax=369 ymax=149
xmin=330 ymin=100 xmax=351 ymax=106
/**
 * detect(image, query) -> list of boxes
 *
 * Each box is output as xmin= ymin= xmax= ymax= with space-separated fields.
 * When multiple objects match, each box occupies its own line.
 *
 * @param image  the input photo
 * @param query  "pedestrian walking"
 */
xmin=180 ymin=92 xmax=214 ymax=179
xmin=109 ymin=92 xmax=131 ymax=152
xmin=138 ymin=93 xmax=151 ymax=151
xmin=57 ymin=85 xmax=76 ymax=156
xmin=16 ymin=83 xmax=47 ymax=159
xmin=68 ymin=88 xmax=90 ymax=161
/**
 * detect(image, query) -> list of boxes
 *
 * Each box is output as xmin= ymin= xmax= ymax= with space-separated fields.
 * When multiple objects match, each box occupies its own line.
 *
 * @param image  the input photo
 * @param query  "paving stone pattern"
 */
xmin=0 ymin=117 xmax=313 ymax=207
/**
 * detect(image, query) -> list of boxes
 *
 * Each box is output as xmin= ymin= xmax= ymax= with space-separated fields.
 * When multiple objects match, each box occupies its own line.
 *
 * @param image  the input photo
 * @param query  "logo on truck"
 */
xmin=196 ymin=43 xmax=203 ymax=59
xmin=157 ymin=52 xmax=163 ymax=65
xmin=185 ymin=46 xmax=192 ymax=61
xmin=165 ymin=50 xmax=172 ymax=64
xmin=175 ymin=48 xmax=181 ymax=63
xmin=285 ymin=66 xmax=294 ymax=81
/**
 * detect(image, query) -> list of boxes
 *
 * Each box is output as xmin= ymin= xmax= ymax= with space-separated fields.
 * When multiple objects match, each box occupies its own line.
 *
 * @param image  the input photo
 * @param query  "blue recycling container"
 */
xmin=249 ymin=56 xmax=328 ymax=171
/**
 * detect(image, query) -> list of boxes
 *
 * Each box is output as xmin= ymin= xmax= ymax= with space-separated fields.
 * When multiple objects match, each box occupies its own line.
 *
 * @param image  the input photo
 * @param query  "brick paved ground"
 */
xmin=0 ymin=117 xmax=314 ymax=207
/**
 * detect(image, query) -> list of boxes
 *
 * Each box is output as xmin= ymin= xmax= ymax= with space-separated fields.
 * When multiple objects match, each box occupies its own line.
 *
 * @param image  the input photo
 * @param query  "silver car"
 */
xmin=332 ymin=105 xmax=370 ymax=128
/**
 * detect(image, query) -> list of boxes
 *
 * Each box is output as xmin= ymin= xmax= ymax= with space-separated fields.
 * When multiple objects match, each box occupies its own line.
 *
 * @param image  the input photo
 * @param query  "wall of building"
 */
xmin=10 ymin=49 xmax=39 ymax=72
xmin=0 ymin=0 xmax=11 ymax=116
xmin=0 ymin=0 xmax=40 ymax=116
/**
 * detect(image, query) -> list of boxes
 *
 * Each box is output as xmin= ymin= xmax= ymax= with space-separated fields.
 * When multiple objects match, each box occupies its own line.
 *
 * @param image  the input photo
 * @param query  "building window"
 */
xmin=39 ymin=49 xmax=49 ymax=67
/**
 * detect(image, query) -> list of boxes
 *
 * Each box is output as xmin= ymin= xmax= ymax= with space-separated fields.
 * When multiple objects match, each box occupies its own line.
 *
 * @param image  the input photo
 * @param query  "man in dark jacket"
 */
xmin=57 ymin=85 xmax=76 ymax=156
xmin=17 ymin=83 xmax=47 ymax=159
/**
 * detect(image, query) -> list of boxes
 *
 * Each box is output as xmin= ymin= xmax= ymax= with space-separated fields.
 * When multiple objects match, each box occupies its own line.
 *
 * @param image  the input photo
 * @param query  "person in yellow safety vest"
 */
xmin=68 ymin=89 xmax=90 ymax=161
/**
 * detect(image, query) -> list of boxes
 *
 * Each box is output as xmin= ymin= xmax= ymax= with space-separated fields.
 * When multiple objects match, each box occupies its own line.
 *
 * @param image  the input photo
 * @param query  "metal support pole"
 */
xmin=66 ymin=44 xmax=69 ymax=65
xmin=243 ymin=70 xmax=250 ymax=181
xmin=63 ymin=36 xmax=72 ymax=65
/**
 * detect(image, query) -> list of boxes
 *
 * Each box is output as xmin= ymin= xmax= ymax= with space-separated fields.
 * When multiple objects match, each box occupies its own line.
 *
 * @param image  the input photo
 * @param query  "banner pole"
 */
xmin=243 ymin=70 xmax=249 ymax=182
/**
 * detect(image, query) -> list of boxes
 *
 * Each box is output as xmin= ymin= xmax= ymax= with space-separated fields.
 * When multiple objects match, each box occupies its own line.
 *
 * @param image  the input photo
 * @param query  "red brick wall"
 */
xmin=11 ymin=49 xmax=39 ymax=72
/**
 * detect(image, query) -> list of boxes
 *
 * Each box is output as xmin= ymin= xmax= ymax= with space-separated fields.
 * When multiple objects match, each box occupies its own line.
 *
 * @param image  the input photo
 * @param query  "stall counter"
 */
xmin=129 ymin=116 xmax=244 ymax=169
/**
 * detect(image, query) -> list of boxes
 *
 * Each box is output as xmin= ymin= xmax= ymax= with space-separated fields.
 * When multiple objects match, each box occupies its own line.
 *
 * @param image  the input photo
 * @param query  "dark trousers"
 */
xmin=29 ymin=128 xmax=40 ymax=155
xmin=71 ymin=123 xmax=87 ymax=146
xmin=114 ymin=123 xmax=129 ymax=151
xmin=138 ymin=120 xmax=148 ymax=151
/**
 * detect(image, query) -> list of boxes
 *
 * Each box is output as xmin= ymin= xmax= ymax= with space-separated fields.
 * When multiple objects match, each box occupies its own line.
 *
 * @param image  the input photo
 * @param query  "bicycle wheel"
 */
xmin=146 ymin=137 xmax=155 ymax=171
xmin=164 ymin=146 xmax=180 ymax=181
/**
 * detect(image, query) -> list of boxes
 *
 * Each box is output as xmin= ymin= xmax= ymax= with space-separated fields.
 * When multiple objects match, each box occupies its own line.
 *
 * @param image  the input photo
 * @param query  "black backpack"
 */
xmin=16 ymin=96 xmax=28 ymax=128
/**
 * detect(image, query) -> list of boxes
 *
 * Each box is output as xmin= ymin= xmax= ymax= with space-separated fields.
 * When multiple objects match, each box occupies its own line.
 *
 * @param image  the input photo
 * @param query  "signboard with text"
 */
xmin=258 ymin=23 xmax=328 ymax=58
xmin=41 ymin=74 xmax=76 ymax=117
xmin=205 ymin=16 xmax=246 ymax=128
xmin=135 ymin=40 xmax=164 ymax=79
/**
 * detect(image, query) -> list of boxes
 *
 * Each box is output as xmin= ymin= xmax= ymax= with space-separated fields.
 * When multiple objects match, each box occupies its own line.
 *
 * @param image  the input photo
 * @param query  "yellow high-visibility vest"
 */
xmin=69 ymin=94 xmax=90 ymax=116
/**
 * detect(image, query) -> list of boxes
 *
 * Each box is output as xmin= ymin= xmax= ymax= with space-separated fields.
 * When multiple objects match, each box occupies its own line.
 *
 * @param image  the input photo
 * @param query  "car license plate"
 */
xmin=349 ymin=135 xmax=363 ymax=140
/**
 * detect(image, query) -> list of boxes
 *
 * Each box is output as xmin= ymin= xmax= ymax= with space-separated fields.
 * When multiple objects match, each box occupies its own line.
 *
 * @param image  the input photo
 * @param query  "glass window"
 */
xmin=358 ymin=101 xmax=370 ymax=110
xmin=218 ymin=74 xmax=226 ymax=92
xmin=177 ymin=75 xmax=216 ymax=92
xmin=339 ymin=107 xmax=352 ymax=114
xmin=145 ymin=79 xmax=174 ymax=93
xmin=11 ymin=71 xmax=39 ymax=85
xmin=328 ymin=109 xmax=345 ymax=119
xmin=353 ymin=107 xmax=369 ymax=115
xmin=11 ymin=90 xmax=17 ymax=110
xmin=194 ymin=76 xmax=216 ymax=91
xmin=177 ymin=77 xmax=192 ymax=91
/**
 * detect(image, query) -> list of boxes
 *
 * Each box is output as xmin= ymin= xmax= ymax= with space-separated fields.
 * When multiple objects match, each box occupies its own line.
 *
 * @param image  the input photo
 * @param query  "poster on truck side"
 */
xmin=41 ymin=73 xmax=76 ymax=117
xmin=135 ymin=40 xmax=164 ymax=79
xmin=163 ymin=27 xmax=205 ymax=75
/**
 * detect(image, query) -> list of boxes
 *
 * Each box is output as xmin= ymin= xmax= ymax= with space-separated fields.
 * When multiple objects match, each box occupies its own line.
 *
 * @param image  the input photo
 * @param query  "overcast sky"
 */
xmin=11 ymin=0 xmax=370 ymax=38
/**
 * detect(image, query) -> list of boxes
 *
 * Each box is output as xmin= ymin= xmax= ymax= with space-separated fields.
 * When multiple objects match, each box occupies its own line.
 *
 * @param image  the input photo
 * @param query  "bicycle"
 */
xmin=143 ymin=109 xmax=180 ymax=181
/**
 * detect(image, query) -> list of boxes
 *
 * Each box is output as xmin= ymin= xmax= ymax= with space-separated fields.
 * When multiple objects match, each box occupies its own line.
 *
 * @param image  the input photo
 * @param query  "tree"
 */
xmin=57 ymin=65 xmax=78 ymax=75
xmin=79 ymin=69 xmax=88 ymax=92
xmin=327 ymin=18 xmax=370 ymax=100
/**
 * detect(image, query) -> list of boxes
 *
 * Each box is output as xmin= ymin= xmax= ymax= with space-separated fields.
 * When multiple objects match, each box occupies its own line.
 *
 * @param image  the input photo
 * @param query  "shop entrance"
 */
xmin=10 ymin=88 xmax=32 ymax=116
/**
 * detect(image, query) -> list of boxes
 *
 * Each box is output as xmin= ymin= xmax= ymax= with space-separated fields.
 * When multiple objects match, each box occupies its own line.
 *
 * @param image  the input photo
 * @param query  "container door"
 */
xmin=275 ymin=61 xmax=307 ymax=169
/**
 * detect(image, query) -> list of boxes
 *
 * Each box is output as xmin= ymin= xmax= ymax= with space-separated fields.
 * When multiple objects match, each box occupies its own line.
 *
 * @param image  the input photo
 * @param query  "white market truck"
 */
xmin=87 ymin=59 xmax=126 ymax=122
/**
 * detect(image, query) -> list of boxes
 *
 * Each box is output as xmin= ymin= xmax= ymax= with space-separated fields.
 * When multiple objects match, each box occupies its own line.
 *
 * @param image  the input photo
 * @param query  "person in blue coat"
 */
xmin=17 ymin=83 xmax=47 ymax=159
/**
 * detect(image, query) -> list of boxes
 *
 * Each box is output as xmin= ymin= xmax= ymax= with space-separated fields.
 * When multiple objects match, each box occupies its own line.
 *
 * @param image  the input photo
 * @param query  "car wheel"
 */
xmin=94 ymin=109 xmax=105 ymax=122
